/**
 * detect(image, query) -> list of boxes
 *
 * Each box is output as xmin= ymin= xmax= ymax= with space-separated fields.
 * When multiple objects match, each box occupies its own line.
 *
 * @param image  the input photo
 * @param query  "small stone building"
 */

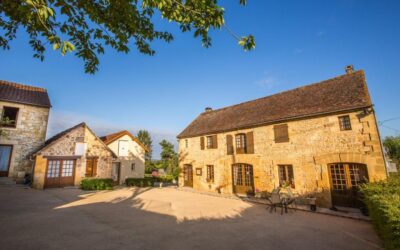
xmin=177 ymin=67 xmax=387 ymax=208
xmin=31 ymin=122 xmax=116 ymax=189
xmin=0 ymin=80 xmax=51 ymax=182
xmin=101 ymin=130 xmax=147 ymax=184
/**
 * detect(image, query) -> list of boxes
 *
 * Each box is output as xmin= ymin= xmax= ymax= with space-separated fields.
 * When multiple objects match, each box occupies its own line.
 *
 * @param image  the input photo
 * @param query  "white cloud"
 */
xmin=47 ymin=110 xmax=177 ymax=159
xmin=317 ymin=31 xmax=326 ymax=37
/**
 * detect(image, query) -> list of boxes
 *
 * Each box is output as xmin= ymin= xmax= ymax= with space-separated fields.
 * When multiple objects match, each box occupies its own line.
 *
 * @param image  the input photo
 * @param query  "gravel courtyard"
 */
xmin=0 ymin=186 xmax=381 ymax=250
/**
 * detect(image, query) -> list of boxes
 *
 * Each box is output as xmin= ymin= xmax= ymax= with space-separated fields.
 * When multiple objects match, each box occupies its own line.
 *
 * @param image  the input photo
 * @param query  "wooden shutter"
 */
xmin=85 ymin=159 xmax=92 ymax=177
xmin=226 ymin=135 xmax=233 ymax=155
xmin=93 ymin=158 xmax=98 ymax=176
xmin=200 ymin=137 xmax=205 ymax=150
xmin=274 ymin=124 xmax=289 ymax=143
xmin=212 ymin=135 xmax=218 ymax=149
xmin=246 ymin=131 xmax=254 ymax=154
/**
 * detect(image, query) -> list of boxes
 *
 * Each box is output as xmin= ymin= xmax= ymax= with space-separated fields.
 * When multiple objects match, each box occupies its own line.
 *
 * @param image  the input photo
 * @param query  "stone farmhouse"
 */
xmin=31 ymin=122 xmax=117 ymax=189
xmin=177 ymin=66 xmax=387 ymax=208
xmin=101 ymin=130 xmax=147 ymax=184
xmin=0 ymin=80 xmax=51 ymax=183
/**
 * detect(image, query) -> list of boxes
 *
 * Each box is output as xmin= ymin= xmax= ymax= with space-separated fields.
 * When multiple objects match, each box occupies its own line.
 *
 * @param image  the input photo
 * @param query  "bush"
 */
xmin=360 ymin=175 xmax=400 ymax=250
xmin=125 ymin=176 xmax=174 ymax=187
xmin=81 ymin=178 xmax=114 ymax=190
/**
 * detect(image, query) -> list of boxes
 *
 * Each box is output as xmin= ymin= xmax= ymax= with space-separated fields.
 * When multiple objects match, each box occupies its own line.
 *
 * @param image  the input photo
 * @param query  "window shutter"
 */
xmin=246 ymin=131 xmax=254 ymax=154
xmin=274 ymin=124 xmax=289 ymax=143
xmin=93 ymin=158 xmax=98 ymax=176
xmin=212 ymin=135 xmax=218 ymax=149
xmin=226 ymin=135 xmax=233 ymax=155
xmin=85 ymin=159 xmax=92 ymax=177
xmin=200 ymin=137 xmax=205 ymax=150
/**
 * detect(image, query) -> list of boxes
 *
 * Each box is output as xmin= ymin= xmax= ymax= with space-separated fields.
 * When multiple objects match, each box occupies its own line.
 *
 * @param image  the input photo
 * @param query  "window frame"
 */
xmin=206 ymin=165 xmax=214 ymax=183
xmin=338 ymin=115 xmax=352 ymax=131
xmin=235 ymin=133 xmax=247 ymax=153
xmin=1 ymin=106 xmax=19 ymax=128
xmin=206 ymin=136 xmax=213 ymax=149
xmin=278 ymin=165 xmax=295 ymax=188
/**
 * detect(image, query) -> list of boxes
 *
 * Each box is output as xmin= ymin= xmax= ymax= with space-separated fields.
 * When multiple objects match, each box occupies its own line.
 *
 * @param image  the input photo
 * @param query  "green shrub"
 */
xmin=125 ymin=176 xmax=175 ymax=187
xmin=81 ymin=178 xmax=114 ymax=190
xmin=360 ymin=175 xmax=400 ymax=250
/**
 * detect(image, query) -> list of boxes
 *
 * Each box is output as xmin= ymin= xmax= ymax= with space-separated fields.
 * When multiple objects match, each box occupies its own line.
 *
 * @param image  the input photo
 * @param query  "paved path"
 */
xmin=0 ymin=186 xmax=381 ymax=250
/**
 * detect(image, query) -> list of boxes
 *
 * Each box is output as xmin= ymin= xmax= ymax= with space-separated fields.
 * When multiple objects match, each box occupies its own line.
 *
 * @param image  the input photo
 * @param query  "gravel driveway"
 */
xmin=0 ymin=186 xmax=381 ymax=250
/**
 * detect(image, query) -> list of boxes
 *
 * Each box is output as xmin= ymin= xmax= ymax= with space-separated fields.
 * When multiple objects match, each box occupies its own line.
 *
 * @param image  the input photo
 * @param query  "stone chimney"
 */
xmin=345 ymin=65 xmax=354 ymax=74
xmin=205 ymin=107 xmax=213 ymax=112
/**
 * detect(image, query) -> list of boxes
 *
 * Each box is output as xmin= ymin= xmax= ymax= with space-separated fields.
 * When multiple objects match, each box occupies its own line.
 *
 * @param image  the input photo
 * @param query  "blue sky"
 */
xmin=1 ymin=0 xmax=400 ymax=158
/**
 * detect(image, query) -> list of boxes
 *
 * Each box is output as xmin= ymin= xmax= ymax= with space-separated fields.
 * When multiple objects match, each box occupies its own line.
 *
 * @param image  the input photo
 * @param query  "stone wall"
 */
xmin=0 ymin=101 xmax=49 ymax=180
xmin=33 ymin=125 xmax=114 ymax=188
xmin=178 ymin=109 xmax=387 ymax=207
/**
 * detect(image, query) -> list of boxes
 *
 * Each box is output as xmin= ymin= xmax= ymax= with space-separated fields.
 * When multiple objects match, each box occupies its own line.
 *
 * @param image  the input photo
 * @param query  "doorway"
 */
xmin=183 ymin=164 xmax=193 ymax=187
xmin=232 ymin=163 xmax=254 ymax=195
xmin=328 ymin=163 xmax=368 ymax=207
xmin=0 ymin=145 xmax=13 ymax=177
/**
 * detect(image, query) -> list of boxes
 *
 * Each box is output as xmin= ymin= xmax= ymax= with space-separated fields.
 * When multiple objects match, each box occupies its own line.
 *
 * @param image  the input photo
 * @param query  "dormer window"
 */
xmin=1 ymin=106 xmax=19 ymax=128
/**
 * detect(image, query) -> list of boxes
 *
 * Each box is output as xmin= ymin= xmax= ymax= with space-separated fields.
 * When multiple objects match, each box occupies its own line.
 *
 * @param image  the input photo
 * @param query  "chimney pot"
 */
xmin=205 ymin=107 xmax=212 ymax=112
xmin=345 ymin=65 xmax=354 ymax=74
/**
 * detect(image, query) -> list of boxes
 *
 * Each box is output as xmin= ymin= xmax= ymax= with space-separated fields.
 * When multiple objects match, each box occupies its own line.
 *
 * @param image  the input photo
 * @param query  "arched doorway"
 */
xmin=328 ymin=163 xmax=369 ymax=207
xmin=183 ymin=164 xmax=193 ymax=187
xmin=232 ymin=163 xmax=254 ymax=195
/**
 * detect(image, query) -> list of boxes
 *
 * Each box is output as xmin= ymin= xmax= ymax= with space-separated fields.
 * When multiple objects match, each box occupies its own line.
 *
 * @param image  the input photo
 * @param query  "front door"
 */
xmin=45 ymin=159 xmax=76 ymax=188
xmin=183 ymin=165 xmax=193 ymax=187
xmin=0 ymin=145 xmax=13 ymax=177
xmin=232 ymin=163 xmax=254 ymax=195
xmin=112 ymin=162 xmax=121 ymax=184
xmin=328 ymin=163 xmax=369 ymax=208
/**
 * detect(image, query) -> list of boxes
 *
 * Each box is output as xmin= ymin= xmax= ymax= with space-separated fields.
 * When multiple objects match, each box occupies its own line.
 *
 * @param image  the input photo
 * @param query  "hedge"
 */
xmin=126 ymin=176 xmax=174 ymax=187
xmin=360 ymin=175 xmax=400 ymax=250
xmin=81 ymin=178 xmax=114 ymax=190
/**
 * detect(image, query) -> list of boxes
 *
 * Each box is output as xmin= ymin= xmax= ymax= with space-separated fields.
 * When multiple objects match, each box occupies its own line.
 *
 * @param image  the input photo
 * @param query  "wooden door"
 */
xmin=183 ymin=165 xmax=193 ymax=187
xmin=45 ymin=159 xmax=76 ymax=188
xmin=0 ymin=145 xmax=13 ymax=177
xmin=232 ymin=164 xmax=254 ymax=195
xmin=328 ymin=163 xmax=368 ymax=208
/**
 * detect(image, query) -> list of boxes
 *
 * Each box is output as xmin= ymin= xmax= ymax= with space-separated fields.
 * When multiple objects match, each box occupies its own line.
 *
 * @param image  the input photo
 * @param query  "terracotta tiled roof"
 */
xmin=177 ymin=70 xmax=372 ymax=139
xmin=100 ymin=130 xmax=149 ymax=152
xmin=0 ymin=80 xmax=51 ymax=108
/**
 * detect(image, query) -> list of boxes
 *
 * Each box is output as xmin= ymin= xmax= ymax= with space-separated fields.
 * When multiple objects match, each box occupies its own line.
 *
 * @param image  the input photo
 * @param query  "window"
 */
xmin=85 ymin=158 xmax=98 ymax=177
xmin=207 ymin=136 xmax=213 ymax=149
xmin=278 ymin=165 xmax=295 ymax=188
xmin=274 ymin=124 xmax=289 ymax=143
xmin=206 ymin=165 xmax=214 ymax=182
xmin=235 ymin=133 xmax=247 ymax=154
xmin=185 ymin=139 xmax=188 ymax=148
xmin=131 ymin=163 xmax=135 ymax=171
xmin=205 ymin=135 xmax=218 ymax=149
xmin=1 ymin=107 xmax=19 ymax=128
xmin=338 ymin=115 xmax=352 ymax=131
xmin=47 ymin=160 xmax=61 ymax=178
xmin=61 ymin=160 xmax=74 ymax=177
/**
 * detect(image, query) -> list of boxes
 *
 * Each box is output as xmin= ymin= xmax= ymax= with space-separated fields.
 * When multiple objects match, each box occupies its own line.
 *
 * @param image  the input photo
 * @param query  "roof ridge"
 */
xmin=0 ymin=80 xmax=48 ymax=93
xmin=202 ymin=70 xmax=363 ymax=115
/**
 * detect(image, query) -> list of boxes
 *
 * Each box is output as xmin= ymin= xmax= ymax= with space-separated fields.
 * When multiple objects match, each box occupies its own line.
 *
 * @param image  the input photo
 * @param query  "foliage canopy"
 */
xmin=0 ymin=0 xmax=255 ymax=73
